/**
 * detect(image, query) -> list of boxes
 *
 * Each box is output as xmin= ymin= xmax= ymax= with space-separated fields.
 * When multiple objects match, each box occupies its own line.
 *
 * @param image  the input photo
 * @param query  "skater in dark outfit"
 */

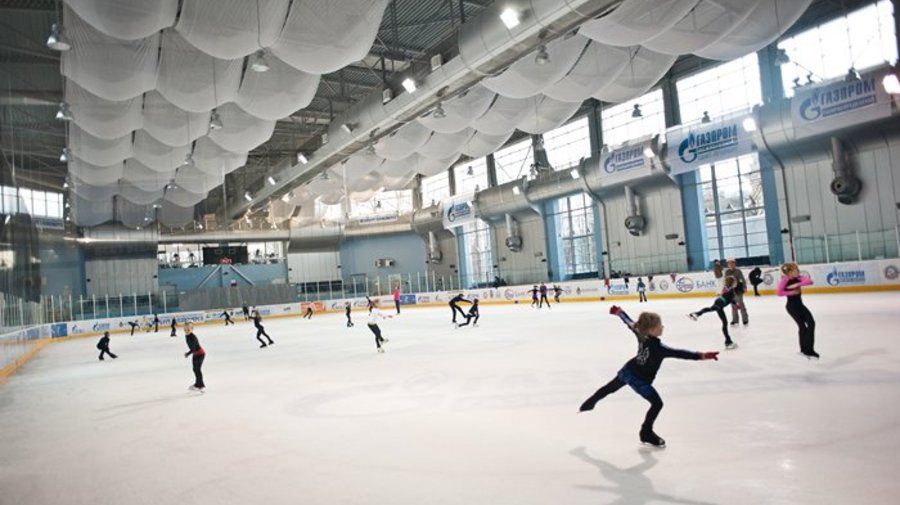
xmin=749 ymin=267 xmax=763 ymax=296
xmin=724 ymin=258 xmax=749 ymax=326
xmin=241 ymin=304 xmax=250 ymax=321
xmin=449 ymin=293 xmax=471 ymax=324
xmin=96 ymin=331 xmax=117 ymax=361
xmin=365 ymin=296 xmax=375 ymax=312
xmin=637 ymin=278 xmax=648 ymax=303
xmin=170 ymin=317 xmax=178 ymax=337
xmin=303 ymin=305 xmax=314 ymax=319
xmin=367 ymin=299 xmax=392 ymax=353
xmin=221 ymin=310 xmax=234 ymax=325
xmin=579 ymin=307 xmax=719 ymax=447
xmin=539 ymin=282 xmax=551 ymax=309
xmin=252 ymin=309 xmax=274 ymax=348
xmin=182 ymin=322 xmax=205 ymax=392
xmin=688 ymin=276 xmax=740 ymax=349
xmin=456 ymin=298 xmax=480 ymax=327
xmin=777 ymin=262 xmax=819 ymax=359
xmin=553 ymin=285 xmax=562 ymax=303
xmin=529 ymin=285 xmax=539 ymax=307
xmin=152 ymin=314 xmax=160 ymax=332
xmin=345 ymin=302 xmax=354 ymax=327
xmin=127 ymin=320 xmax=139 ymax=336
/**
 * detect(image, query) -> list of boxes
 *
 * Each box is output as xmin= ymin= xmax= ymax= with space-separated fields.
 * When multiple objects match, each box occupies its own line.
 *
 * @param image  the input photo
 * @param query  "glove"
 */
xmin=609 ymin=305 xmax=621 ymax=315
xmin=701 ymin=351 xmax=719 ymax=361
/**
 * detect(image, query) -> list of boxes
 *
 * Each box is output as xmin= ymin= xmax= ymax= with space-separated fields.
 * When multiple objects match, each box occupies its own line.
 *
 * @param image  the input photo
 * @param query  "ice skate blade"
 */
xmin=640 ymin=441 xmax=666 ymax=449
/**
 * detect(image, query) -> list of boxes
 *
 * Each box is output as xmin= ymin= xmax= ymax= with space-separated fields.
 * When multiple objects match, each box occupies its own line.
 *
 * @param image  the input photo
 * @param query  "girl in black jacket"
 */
xmin=252 ymin=310 xmax=274 ymax=348
xmin=183 ymin=323 xmax=206 ymax=392
xmin=579 ymin=307 xmax=718 ymax=447
xmin=688 ymin=276 xmax=740 ymax=349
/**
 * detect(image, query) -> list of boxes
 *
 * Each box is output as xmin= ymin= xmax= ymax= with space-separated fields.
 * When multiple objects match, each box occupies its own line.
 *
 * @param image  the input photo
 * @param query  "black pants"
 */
xmin=346 ymin=312 xmax=354 ymax=327
xmin=256 ymin=326 xmax=273 ymax=345
xmin=394 ymin=300 xmax=400 ymax=314
xmin=98 ymin=347 xmax=117 ymax=360
xmin=639 ymin=291 xmax=647 ymax=302
xmin=304 ymin=309 xmax=313 ymax=319
xmin=192 ymin=354 xmax=205 ymax=388
xmin=458 ymin=313 xmax=479 ymax=327
xmin=539 ymin=294 xmax=550 ymax=308
xmin=368 ymin=323 xmax=384 ymax=348
xmin=170 ymin=326 xmax=177 ymax=337
xmin=696 ymin=301 xmax=732 ymax=343
xmin=224 ymin=316 xmax=233 ymax=325
xmin=450 ymin=304 xmax=466 ymax=322
xmin=531 ymin=297 xmax=538 ymax=307
xmin=786 ymin=299 xmax=816 ymax=354
xmin=154 ymin=323 xmax=159 ymax=332
xmin=580 ymin=369 xmax=663 ymax=431
xmin=752 ymin=283 xmax=761 ymax=296
xmin=129 ymin=324 xmax=137 ymax=336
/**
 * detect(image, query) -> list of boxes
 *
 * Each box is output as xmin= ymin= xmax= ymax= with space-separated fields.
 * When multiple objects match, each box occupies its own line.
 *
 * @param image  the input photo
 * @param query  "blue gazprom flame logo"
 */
xmin=800 ymin=92 xmax=821 ymax=121
xmin=603 ymin=156 xmax=616 ymax=173
xmin=678 ymin=132 xmax=698 ymax=163
xmin=447 ymin=201 xmax=471 ymax=222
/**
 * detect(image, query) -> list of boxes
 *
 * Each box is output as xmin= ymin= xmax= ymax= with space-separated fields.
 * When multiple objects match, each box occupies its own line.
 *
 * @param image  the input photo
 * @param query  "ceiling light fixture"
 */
xmin=742 ymin=117 xmax=757 ymax=132
xmin=366 ymin=143 xmax=376 ymax=155
xmin=341 ymin=123 xmax=355 ymax=134
xmin=570 ymin=168 xmax=580 ymax=180
xmin=433 ymin=102 xmax=446 ymax=119
xmin=250 ymin=49 xmax=270 ymax=72
xmin=512 ymin=185 xmax=521 ymax=195
xmin=500 ymin=7 xmax=520 ymax=29
xmin=466 ymin=165 xmax=474 ymax=176
xmin=297 ymin=152 xmax=309 ymax=164
xmin=59 ymin=147 xmax=71 ymax=162
xmin=55 ymin=101 xmax=73 ymax=121
xmin=774 ymin=48 xmax=790 ymax=66
xmin=267 ymin=175 xmax=277 ymax=185
xmin=883 ymin=68 xmax=900 ymax=94
xmin=402 ymin=77 xmax=417 ymax=93
xmin=182 ymin=153 xmax=195 ymax=168
xmin=62 ymin=180 xmax=69 ymax=189
xmin=534 ymin=44 xmax=550 ymax=65
xmin=208 ymin=109 xmax=223 ymax=130
xmin=845 ymin=67 xmax=862 ymax=82
xmin=244 ymin=192 xmax=253 ymax=202
xmin=46 ymin=23 xmax=71 ymax=51
xmin=701 ymin=111 xmax=711 ymax=124
xmin=631 ymin=104 xmax=642 ymax=118
xmin=281 ymin=193 xmax=291 ymax=203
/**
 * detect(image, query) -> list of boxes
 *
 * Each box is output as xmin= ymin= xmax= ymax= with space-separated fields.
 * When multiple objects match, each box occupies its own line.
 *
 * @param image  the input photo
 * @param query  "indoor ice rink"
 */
xmin=3 ymin=0 xmax=900 ymax=504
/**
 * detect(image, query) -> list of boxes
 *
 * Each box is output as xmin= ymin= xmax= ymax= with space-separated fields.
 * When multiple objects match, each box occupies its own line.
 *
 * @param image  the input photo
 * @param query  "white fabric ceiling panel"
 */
xmin=271 ymin=0 xmax=390 ymax=74
xmin=191 ymin=137 xmax=247 ymax=176
xmin=578 ymin=0 xmax=700 ymax=47
xmin=68 ymin=126 xmax=132 ymax=167
xmin=416 ymin=128 xmax=474 ymax=160
xmin=416 ymin=85 xmax=496 ymax=133
xmin=374 ymin=122 xmax=433 ymax=160
xmin=342 ymin=152 xmax=385 ymax=179
xmin=481 ymin=34 xmax=588 ymax=99
xmin=515 ymin=96 xmax=582 ymax=135
xmin=266 ymin=199 xmax=295 ymax=223
xmin=470 ymin=95 xmax=533 ymax=136
xmin=642 ymin=0 xmax=760 ymax=55
xmin=235 ymin=56 xmax=320 ymax=120
xmin=70 ymin=177 xmax=119 ymax=201
xmin=116 ymin=198 xmax=154 ymax=228
xmin=174 ymin=0 xmax=290 ymax=59
xmin=142 ymin=91 xmax=211 ymax=147
xmin=543 ymin=40 xmax=630 ymax=103
xmin=174 ymin=165 xmax=223 ymax=194
xmin=207 ymin=103 xmax=277 ymax=152
xmin=694 ymin=0 xmax=813 ymax=61
xmin=376 ymin=157 xmax=413 ymax=178
xmin=461 ymin=130 xmax=515 ymax=158
xmin=156 ymin=30 xmax=242 ymax=113
xmin=118 ymin=182 xmax=165 ymax=205
xmin=63 ymin=0 xmax=178 ymax=40
xmin=72 ymin=195 xmax=114 ymax=227
xmin=381 ymin=171 xmax=416 ymax=191
xmin=305 ymin=175 xmax=340 ymax=196
xmin=61 ymin=7 xmax=160 ymax=101
xmin=348 ymin=189 xmax=377 ymax=202
xmin=412 ymin=154 xmax=460 ymax=177
xmin=132 ymin=131 xmax=190 ymax=172
xmin=159 ymin=200 xmax=195 ymax=226
xmin=346 ymin=170 xmax=383 ymax=193
xmin=594 ymin=48 xmax=677 ymax=103
xmin=164 ymin=186 xmax=207 ymax=207
xmin=318 ymin=189 xmax=345 ymax=206
xmin=67 ymin=157 xmax=123 ymax=186
xmin=65 ymin=82 xmax=143 ymax=140
xmin=122 ymin=159 xmax=173 ymax=191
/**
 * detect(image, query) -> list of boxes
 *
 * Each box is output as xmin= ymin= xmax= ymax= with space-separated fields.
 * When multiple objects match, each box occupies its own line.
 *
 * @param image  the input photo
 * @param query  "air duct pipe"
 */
xmin=427 ymin=231 xmax=443 ymax=263
xmin=623 ymin=185 xmax=646 ymax=237
xmin=829 ymin=136 xmax=862 ymax=205
xmin=504 ymin=213 xmax=523 ymax=252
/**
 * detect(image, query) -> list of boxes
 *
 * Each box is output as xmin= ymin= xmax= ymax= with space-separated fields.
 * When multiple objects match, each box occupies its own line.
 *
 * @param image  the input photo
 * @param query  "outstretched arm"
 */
xmin=609 ymin=305 xmax=637 ymax=335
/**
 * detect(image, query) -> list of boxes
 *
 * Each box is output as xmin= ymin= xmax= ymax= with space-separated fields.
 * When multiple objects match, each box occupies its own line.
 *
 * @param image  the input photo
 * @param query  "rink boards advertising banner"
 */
xmin=598 ymin=136 xmax=655 ymax=185
xmin=791 ymin=68 xmax=893 ymax=139
xmin=665 ymin=113 xmax=756 ymax=176
xmin=441 ymin=193 xmax=477 ymax=231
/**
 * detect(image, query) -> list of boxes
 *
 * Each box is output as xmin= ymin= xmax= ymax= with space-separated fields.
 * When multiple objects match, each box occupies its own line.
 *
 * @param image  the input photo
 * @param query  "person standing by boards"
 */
xmin=392 ymin=285 xmax=401 ymax=315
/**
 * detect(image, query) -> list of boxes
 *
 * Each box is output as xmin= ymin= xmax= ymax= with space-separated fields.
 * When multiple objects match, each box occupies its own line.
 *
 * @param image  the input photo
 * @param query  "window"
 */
xmin=543 ymin=116 xmax=591 ymax=171
xmin=601 ymin=89 xmax=665 ymax=147
xmin=0 ymin=185 xmax=64 ymax=219
xmin=553 ymin=193 xmax=597 ymax=276
xmin=349 ymin=189 xmax=413 ymax=217
xmin=421 ymin=171 xmax=451 ymax=206
xmin=453 ymin=157 xmax=488 ymax=195
xmin=779 ymin=0 xmax=897 ymax=97
xmin=493 ymin=138 xmax=532 ymax=185
xmin=459 ymin=219 xmax=494 ymax=288
xmin=677 ymin=53 xmax=762 ymax=123
xmin=698 ymin=154 xmax=767 ymax=260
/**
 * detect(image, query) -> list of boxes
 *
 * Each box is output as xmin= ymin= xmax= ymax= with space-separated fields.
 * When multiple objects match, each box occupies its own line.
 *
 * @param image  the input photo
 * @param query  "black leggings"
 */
xmin=696 ymin=301 xmax=731 ymax=342
xmin=458 ymin=313 xmax=479 ymax=326
xmin=786 ymin=298 xmax=816 ymax=354
xmin=98 ymin=347 xmax=117 ymax=360
xmin=580 ymin=370 xmax=663 ymax=430
xmin=368 ymin=323 xmax=384 ymax=348
xmin=539 ymin=294 xmax=550 ymax=308
xmin=450 ymin=304 xmax=466 ymax=322
xmin=256 ymin=326 xmax=272 ymax=345
xmin=192 ymin=354 xmax=205 ymax=388
xmin=346 ymin=312 xmax=353 ymax=327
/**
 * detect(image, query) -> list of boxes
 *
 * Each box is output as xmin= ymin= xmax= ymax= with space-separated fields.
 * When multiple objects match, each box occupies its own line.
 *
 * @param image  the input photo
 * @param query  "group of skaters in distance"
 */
xmin=528 ymin=282 xmax=563 ymax=308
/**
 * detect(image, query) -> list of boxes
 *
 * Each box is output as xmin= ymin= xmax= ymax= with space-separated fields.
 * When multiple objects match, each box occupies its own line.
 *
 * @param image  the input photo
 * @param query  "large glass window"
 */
xmin=0 ymin=186 xmax=64 ymax=219
xmin=421 ymin=171 xmax=451 ymax=206
xmin=601 ymin=89 xmax=665 ymax=147
xmin=677 ymin=53 xmax=762 ymax=123
xmin=698 ymin=154 xmax=767 ymax=260
xmin=543 ymin=116 xmax=591 ymax=171
xmin=453 ymin=158 xmax=488 ymax=195
xmin=493 ymin=138 xmax=532 ymax=185
xmin=459 ymin=219 xmax=494 ymax=288
xmin=553 ymin=193 xmax=597 ymax=276
xmin=779 ymin=0 xmax=897 ymax=97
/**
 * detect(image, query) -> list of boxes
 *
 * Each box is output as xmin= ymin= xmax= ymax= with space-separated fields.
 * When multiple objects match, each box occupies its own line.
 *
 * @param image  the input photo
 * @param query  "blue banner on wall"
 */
xmin=51 ymin=323 xmax=68 ymax=338
xmin=791 ymin=68 xmax=892 ymax=139
xmin=398 ymin=294 xmax=417 ymax=305
xmin=665 ymin=113 xmax=756 ymax=175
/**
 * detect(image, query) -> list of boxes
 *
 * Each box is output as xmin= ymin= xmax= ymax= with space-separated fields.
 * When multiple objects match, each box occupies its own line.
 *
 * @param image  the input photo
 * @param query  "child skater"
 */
xmin=579 ymin=306 xmax=719 ymax=447
xmin=553 ymin=285 xmax=562 ymax=303
xmin=367 ymin=299 xmax=392 ymax=353
xmin=127 ymin=319 xmax=140 ymax=336
xmin=456 ymin=298 xmax=480 ymax=328
xmin=303 ymin=304 xmax=314 ymax=319
xmin=251 ymin=309 xmax=275 ymax=348
xmin=448 ymin=293 xmax=471 ymax=324
xmin=96 ymin=331 xmax=117 ymax=361
xmin=688 ymin=276 xmax=740 ymax=349
xmin=345 ymin=302 xmax=354 ymax=327
xmin=539 ymin=282 xmax=551 ymax=309
xmin=393 ymin=285 xmax=401 ymax=315
xmin=170 ymin=317 xmax=178 ymax=337
xmin=777 ymin=262 xmax=819 ymax=359
xmin=221 ymin=309 xmax=234 ymax=325
xmin=182 ymin=322 xmax=205 ymax=392
xmin=637 ymin=278 xmax=648 ymax=303
xmin=530 ymin=285 xmax=539 ymax=307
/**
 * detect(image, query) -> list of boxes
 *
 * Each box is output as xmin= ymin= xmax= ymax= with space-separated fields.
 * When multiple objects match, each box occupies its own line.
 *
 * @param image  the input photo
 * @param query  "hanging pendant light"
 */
xmin=209 ymin=109 xmax=224 ymax=130
xmin=46 ymin=23 xmax=71 ymax=51
xmin=250 ymin=49 xmax=270 ymax=72
xmin=55 ymin=101 xmax=73 ymax=121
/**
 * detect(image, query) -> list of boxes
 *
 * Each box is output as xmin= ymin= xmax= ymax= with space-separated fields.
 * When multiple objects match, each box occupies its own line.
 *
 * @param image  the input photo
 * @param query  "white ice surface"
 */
xmin=1 ymin=293 xmax=899 ymax=505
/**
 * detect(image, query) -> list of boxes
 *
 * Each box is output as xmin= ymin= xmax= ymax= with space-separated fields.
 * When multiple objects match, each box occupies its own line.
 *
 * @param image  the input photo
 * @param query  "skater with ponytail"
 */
xmin=777 ymin=262 xmax=819 ymax=359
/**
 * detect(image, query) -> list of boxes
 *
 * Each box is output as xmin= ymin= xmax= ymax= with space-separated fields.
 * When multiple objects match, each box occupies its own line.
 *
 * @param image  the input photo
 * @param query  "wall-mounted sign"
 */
xmin=666 ymin=113 xmax=756 ymax=176
xmin=791 ymin=69 xmax=893 ymax=138
xmin=356 ymin=213 xmax=398 ymax=226
xmin=441 ymin=193 xmax=477 ymax=231
xmin=598 ymin=137 xmax=654 ymax=185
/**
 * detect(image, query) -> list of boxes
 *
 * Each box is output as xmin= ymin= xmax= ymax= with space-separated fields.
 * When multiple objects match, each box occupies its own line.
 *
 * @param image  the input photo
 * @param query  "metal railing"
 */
xmin=793 ymin=227 xmax=900 ymax=264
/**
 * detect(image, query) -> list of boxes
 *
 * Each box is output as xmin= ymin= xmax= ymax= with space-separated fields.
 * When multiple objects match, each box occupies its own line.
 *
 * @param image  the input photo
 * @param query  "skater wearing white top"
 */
xmin=367 ymin=300 xmax=392 ymax=353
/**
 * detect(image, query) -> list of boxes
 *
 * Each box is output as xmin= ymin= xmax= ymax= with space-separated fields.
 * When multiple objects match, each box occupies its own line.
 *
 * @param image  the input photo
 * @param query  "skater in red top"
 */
xmin=183 ymin=322 xmax=206 ymax=392
xmin=392 ymin=285 xmax=401 ymax=315
xmin=777 ymin=262 xmax=818 ymax=359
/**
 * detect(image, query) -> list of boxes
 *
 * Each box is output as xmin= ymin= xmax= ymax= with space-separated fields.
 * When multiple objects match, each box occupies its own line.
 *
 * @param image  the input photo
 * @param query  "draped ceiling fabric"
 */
xmin=58 ymin=0 xmax=811 ymax=227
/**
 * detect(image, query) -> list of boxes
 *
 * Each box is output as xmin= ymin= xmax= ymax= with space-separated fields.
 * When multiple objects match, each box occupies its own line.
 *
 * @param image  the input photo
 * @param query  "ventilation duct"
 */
xmin=829 ymin=136 xmax=862 ymax=205
xmin=427 ymin=230 xmax=443 ymax=263
xmin=504 ymin=213 xmax=523 ymax=252
xmin=623 ymin=185 xmax=646 ymax=236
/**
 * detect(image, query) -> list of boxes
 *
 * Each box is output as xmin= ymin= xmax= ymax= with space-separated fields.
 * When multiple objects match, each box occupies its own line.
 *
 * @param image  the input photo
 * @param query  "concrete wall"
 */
xmin=340 ymin=232 xmax=428 ymax=286
xmin=159 ymin=263 xmax=288 ymax=291
xmin=288 ymin=251 xmax=340 ymax=283
xmin=85 ymin=258 xmax=158 ymax=296
xmin=489 ymin=212 xmax=551 ymax=285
